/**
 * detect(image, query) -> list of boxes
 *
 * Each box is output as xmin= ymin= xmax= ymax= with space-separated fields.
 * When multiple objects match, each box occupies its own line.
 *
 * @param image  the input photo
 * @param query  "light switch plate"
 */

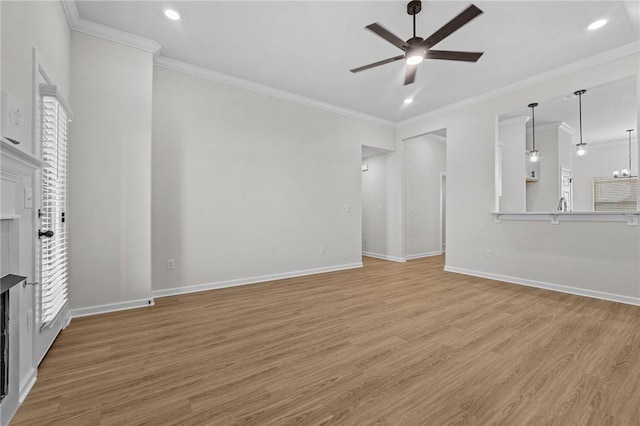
xmin=24 ymin=188 xmax=33 ymax=209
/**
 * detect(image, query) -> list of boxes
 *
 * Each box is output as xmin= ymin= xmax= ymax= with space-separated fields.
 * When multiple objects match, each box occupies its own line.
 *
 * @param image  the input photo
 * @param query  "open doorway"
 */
xmin=404 ymin=128 xmax=447 ymax=259
xmin=361 ymin=145 xmax=392 ymax=258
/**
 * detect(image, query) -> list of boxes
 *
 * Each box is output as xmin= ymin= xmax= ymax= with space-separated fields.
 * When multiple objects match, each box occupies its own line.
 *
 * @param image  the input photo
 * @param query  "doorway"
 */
xmin=404 ymin=129 xmax=447 ymax=259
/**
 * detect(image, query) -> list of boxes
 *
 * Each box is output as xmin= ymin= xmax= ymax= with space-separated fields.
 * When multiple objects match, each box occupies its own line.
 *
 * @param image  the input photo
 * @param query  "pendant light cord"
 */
xmin=578 ymin=92 xmax=583 ymax=145
xmin=527 ymin=102 xmax=538 ymax=152
xmin=531 ymin=106 xmax=536 ymax=151
xmin=628 ymin=129 xmax=634 ymax=175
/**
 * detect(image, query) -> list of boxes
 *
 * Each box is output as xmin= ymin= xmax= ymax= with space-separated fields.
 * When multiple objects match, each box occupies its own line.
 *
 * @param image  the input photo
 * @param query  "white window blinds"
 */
xmin=593 ymin=177 xmax=638 ymax=212
xmin=40 ymin=84 xmax=70 ymax=327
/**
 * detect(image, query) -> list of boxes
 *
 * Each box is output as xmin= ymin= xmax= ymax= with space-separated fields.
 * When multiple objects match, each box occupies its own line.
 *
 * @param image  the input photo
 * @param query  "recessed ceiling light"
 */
xmin=164 ymin=9 xmax=180 ymax=20
xmin=588 ymin=19 xmax=607 ymax=30
xmin=404 ymin=98 xmax=414 ymax=104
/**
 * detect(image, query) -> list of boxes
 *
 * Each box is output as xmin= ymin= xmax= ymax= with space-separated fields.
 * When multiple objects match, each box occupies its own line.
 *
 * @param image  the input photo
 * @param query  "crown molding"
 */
xmin=589 ymin=137 xmax=637 ymax=147
xmin=397 ymin=40 xmax=640 ymax=129
xmin=61 ymin=0 xmax=161 ymax=55
xmin=498 ymin=115 xmax=530 ymax=127
xmin=154 ymin=56 xmax=395 ymax=128
xmin=60 ymin=0 xmax=390 ymax=127
xmin=558 ymin=122 xmax=576 ymax=135
xmin=59 ymin=0 xmax=637 ymax=129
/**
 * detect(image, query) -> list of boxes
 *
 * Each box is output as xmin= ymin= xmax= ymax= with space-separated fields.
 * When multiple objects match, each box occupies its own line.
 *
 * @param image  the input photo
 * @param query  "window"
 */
xmin=593 ymin=177 xmax=638 ymax=212
xmin=39 ymin=84 xmax=70 ymax=327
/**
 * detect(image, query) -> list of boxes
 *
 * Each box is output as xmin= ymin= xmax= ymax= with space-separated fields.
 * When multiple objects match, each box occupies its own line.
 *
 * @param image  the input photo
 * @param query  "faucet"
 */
xmin=557 ymin=197 xmax=568 ymax=212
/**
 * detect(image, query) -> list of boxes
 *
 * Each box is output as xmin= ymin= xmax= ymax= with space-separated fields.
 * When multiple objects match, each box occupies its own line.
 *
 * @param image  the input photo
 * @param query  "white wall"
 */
xmin=396 ymin=53 xmax=640 ymax=301
xmin=405 ymin=134 xmax=446 ymax=257
xmin=1 ymin=0 xmax=70 ymax=155
xmin=1 ymin=1 xmax=70 ymax=420
xmin=527 ymin=126 xmax=561 ymax=211
xmin=69 ymin=32 xmax=153 ymax=310
xmin=151 ymin=66 xmax=394 ymax=292
xmin=499 ymin=118 xmax=526 ymax=212
xmin=574 ymin=139 xmax=639 ymax=211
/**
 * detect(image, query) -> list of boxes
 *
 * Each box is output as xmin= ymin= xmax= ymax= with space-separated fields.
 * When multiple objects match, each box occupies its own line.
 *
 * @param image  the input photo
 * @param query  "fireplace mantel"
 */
xmin=0 ymin=139 xmax=42 ymax=425
xmin=0 ymin=140 xmax=41 ymax=176
xmin=0 ymin=275 xmax=26 ymax=295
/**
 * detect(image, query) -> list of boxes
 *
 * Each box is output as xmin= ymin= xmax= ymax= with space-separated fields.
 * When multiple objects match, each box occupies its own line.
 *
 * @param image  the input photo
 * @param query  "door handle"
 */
xmin=38 ymin=230 xmax=54 ymax=239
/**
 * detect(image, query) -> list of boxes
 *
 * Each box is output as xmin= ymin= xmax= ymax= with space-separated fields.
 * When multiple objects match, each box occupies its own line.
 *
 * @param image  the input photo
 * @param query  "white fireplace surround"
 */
xmin=0 ymin=139 xmax=41 ymax=426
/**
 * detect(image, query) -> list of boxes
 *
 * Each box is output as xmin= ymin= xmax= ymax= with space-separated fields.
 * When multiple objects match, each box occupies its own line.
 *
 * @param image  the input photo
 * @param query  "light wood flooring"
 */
xmin=11 ymin=256 xmax=640 ymax=425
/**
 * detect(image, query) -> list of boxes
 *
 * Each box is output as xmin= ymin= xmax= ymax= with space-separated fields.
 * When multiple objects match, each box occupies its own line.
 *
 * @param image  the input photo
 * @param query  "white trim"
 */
xmin=444 ymin=265 xmax=640 ymax=307
xmin=590 ymin=137 xmax=638 ymax=148
xmin=153 ymin=262 xmax=363 ymax=299
xmin=59 ymin=0 xmax=638 ymax=127
xmin=499 ymin=116 xmax=530 ymax=127
xmin=154 ymin=56 xmax=394 ymax=129
xmin=69 ymin=298 xmax=154 ymax=319
xmin=536 ymin=121 xmax=573 ymax=133
xmin=19 ymin=367 xmax=37 ymax=404
xmin=558 ymin=122 xmax=576 ymax=135
xmin=492 ymin=211 xmax=639 ymax=225
xmin=362 ymin=252 xmax=406 ymax=263
xmin=0 ymin=139 xmax=42 ymax=171
xmin=61 ymin=1 xmax=161 ymax=55
xmin=440 ymin=171 xmax=447 ymax=253
xmin=397 ymin=40 xmax=640 ymax=128
xmin=406 ymin=251 xmax=442 ymax=260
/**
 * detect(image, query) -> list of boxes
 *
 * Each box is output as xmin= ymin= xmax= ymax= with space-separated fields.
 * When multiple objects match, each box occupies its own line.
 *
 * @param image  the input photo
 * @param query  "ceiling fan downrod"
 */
xmin=408 ymin=0 xmax=422 ymax=38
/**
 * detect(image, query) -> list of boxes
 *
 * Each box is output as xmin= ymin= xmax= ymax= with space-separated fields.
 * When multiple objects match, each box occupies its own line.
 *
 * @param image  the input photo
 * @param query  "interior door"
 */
xmin=561 ymin=168 xmax=573 ymax=211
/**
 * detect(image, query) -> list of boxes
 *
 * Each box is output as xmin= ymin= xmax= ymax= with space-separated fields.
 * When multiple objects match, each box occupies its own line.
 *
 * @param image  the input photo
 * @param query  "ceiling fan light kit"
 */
xmin=350 ymin=1 xmax=485 ymax=85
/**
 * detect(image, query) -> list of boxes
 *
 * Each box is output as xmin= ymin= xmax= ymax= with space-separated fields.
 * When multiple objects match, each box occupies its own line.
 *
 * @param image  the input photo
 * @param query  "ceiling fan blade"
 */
xmin=404 ymin=64 xmax=417 ymax=85
xmin=426 ymin=50 xmax=484 ymax=62
xmin=422 ymin=4 xmax=483 ymax=49
xmin=366 ymin=23 xmax=407 ymax=51
xmin=350 ymin=55 xmax=405 ymax=73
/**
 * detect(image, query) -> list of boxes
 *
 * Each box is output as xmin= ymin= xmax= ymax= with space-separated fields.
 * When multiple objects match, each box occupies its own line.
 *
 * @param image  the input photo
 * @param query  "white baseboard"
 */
xmin=70 ymin=298 xmax=155 ymax=319
xmin=19 ymin=367 xmax=37 ymax=404
xmin=444 ymin=265 xmax=640 ymax=306
xmin=153 ymin=262 xmax=363 ymax=299
xmin=362 ymin=252 xmax=406 ymax=263
xmin=406 ymin=251 xmax=442 ymax=260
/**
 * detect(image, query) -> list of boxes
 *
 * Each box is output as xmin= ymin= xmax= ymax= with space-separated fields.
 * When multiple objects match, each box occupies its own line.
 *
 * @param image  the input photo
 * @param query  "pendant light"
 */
xmin=574 ymin=89 xmax=588 ymax=156
xmin=614 ymin=129 xmax=635 ymax=178
xmin=528 ymin=102 xmax=539 ymax=162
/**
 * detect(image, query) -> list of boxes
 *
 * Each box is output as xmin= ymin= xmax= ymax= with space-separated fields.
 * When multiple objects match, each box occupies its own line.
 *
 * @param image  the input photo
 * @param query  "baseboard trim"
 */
xmin=444 ymin=265 xmax=640 ymax=306
xmin=19 ymin=367 xmax=37 ymax=404
xmin=153 ymin=262 xmax=363 ymax=299
xmin=406 ymin=251 xmax=442 ymax=260
xmin=362 ymin=252 xmax=406 ymax=263
xmin=70 ymin=298 xmax=155 ymax=319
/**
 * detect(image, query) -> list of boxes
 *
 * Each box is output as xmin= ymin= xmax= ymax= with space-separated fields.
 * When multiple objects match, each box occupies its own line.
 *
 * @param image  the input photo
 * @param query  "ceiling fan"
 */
xmin=350 ymin=1 xmax=484 ymax=85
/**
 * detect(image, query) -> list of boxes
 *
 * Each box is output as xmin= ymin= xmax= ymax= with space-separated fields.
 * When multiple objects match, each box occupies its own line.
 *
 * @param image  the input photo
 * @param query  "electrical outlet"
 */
xmin=27 ymin=309 xmax=33 ymax=332
xmin=484 ymin=249 xmax=492 ymax=259
xmin=167 ymin=259 xmax=175 ymax=270
xmin=343 ymin=204 xmax=351 ymax=213
xmin=320 ymin=246 xmax=326 ymax=255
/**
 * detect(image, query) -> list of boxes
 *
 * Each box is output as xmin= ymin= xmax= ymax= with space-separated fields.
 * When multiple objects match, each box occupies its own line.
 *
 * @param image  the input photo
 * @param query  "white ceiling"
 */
xmin=502 ymin=76 xmax=637 ymax=145
xmin=75 ymin=1 xmax=640 ymax=123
